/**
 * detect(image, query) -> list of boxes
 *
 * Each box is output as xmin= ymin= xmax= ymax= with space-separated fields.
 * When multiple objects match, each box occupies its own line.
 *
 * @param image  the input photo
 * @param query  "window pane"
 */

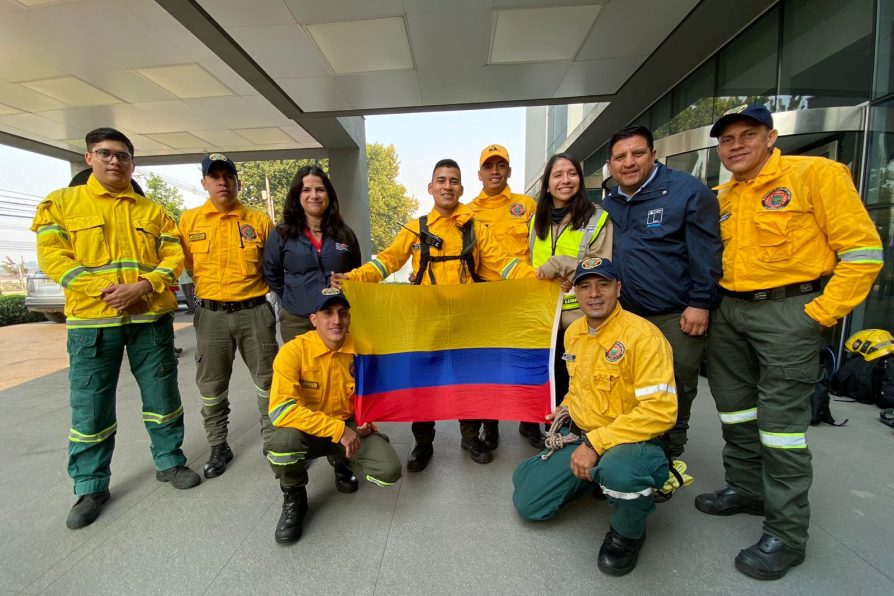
xmin=715 ymin=7 xmax=779 ymax=115
xmin=668 ymin=58 xmax=716 ymax=135
xmin=651 ymin=93 xmax=672 ymax=139
xmin=865 ymin=102 xmax=894 ymax=208
xmin=665 ymin=149 xmax=708 ymax=183
xmin=778 ymin=0 xmax=873 ymax=109
xmin=876 ymin=0 xmax=894 ymax=98
xmin=848 ymin=205 xmax=894 ymax=331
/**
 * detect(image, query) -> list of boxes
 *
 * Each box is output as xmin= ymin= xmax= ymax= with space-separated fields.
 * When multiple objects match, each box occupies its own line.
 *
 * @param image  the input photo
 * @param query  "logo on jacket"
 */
xmin=646 ymin=208 xmax=663 ymax=228
xmin=239 ymin=223 xmax=258 ymax=241
xmin=509 ymin=202 xmax=526 ymax=217
xmin=761 ymin=187 xmax=792 ymax=210
xmin=605 ymin=341 xmax=625 ymax=362
xmin=335 ymin=242 xmax=350 ymax=252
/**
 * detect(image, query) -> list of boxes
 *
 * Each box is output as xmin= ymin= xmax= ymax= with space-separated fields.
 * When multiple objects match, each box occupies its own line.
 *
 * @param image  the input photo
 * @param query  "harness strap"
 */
xmin=413 ymin=216 xmax=480 ymax=284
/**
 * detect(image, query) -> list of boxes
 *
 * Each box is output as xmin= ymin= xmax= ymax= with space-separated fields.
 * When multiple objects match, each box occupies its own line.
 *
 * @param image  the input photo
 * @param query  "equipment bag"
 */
xmin=811 ymin=346 xmax=846 ymax=426
xmin=880 ymin=358 xmax=894 ymax=409
xmin=831 ymin=353 xmax=889 ymax=406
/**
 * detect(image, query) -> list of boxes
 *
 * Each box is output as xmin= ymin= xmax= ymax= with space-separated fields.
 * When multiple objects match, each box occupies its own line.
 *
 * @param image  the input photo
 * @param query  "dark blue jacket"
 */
xmin=604 ymin=163 xmax=722 ymax=316
xmin=263 ymin=228 xmax=361 ymax=317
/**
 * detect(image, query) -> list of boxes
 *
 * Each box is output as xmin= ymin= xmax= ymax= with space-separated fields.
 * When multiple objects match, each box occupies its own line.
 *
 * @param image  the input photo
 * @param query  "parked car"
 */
xmin=24 ymin=270 xmax=66 ymax=323
xmin=25 ymin=271 xmax=188 ymax=324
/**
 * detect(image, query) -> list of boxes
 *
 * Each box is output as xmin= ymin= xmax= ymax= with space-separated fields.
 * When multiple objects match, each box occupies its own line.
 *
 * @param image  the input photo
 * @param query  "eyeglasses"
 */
xmin=91 ymin=149 xmax=133 ymax=164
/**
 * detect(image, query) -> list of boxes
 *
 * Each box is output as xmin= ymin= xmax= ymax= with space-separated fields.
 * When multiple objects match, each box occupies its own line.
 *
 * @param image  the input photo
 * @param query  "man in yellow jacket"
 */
xmin=179 ymin=154 xmax=277 ymax=479
xmin=32 ymin=127 xmax=200 ymax=530
xmin=512 ymin=257 xmax=677 ymax=577
xmin=266 ymin=289 xmax=401 ymax=544
xmin=334 ymin=158 xmax=537 ymax=471
xmin=469 ymin=143 xmax=540 ymax=451
xmin=697 ymin=105 xmax=884 ymax=580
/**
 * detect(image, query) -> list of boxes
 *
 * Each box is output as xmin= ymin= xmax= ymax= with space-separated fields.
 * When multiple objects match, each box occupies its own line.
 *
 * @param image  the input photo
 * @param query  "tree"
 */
xmin=367 ymin=143 xmax=418 ymax=253
xmin=2 ymin=256 xmax=29 ymax=291
xmin=144 ymin=174 xmax=185 ymax=220
xmin=237 ymin=159 xmax=325 ymax=222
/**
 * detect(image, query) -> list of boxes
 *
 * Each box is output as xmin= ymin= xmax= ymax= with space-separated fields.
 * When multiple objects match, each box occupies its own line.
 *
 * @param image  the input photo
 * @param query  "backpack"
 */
xmin=831 ymin=352 xmax=890 ymax=407
xmin=811 ymin=346 xmax=846 ymax=426
xmin=413 ymin=215 xmax=480 ymax=285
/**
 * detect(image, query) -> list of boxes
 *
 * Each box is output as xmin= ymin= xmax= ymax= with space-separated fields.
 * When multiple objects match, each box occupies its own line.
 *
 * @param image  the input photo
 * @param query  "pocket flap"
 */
xmin=68 ymin=214 xmax=105 ymax=232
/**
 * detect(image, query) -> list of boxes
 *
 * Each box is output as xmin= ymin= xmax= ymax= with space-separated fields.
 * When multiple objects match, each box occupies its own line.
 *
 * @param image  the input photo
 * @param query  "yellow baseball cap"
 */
xmin=479 ymin=144 xmax=510 ymax=167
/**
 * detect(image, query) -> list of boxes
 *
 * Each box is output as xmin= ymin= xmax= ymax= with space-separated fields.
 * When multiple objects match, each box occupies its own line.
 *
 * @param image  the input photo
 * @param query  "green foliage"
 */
xmin=1 ymin=256 xmax=29 ymax=292
xmin=0 ymin=294 xmax=45 ymax=326
xmin=236 ymin=159 xmax=326 ymax=222
xmin=144 ymin=174 xmax=185 ymax=220
xmin=367 ymin=143 xmax=418 ymax=253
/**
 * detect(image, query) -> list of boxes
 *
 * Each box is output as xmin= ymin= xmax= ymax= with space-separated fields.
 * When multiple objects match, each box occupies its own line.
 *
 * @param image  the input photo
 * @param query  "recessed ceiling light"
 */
xmin=136 ymin=64 xmax=231 ymax=99
xmin=306 ymin=17 xmax=413 ymax=74
xmin=490 ymin=5 xmax=602 ymax=63
xmin=22 ymin=76 xmax=119 ymax=107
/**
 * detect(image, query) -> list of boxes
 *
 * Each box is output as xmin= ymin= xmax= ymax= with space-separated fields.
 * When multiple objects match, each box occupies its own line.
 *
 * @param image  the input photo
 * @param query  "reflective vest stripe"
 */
xmin=142 ymin=406 xmax=184 ymax=425
xmin=365 ymin=474 xmax=397 ymax=487
xmin=266 ymin=451 xmax=306 ymax=466
xmin=69 ymin=422 xmax=117 ymax=444
xmin=718 ymin=407 xmax=758 ymax=424
xmin=838 ymin=247 xmax=884 ymax=263
xmin=634 ymin=384 xmax=677 ymax=398
xmin=759 ymin=430 xmax=807 ymax=449
xmin=600 ymin=485 xmax=654 ymax=500
xmin=202 ymin=390 xmax=230 ymax=408
xmin=269 ymin=400 xmax=296 ymax=425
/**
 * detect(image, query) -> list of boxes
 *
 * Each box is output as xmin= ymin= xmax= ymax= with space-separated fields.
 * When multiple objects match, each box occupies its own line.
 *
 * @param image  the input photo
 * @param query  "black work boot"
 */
xmin=518 ymin=422 xmax=546 ymax=449
xmin=406 ymin=443 xmax=434 ymax=473
xmin=460 ymin=436 xmax=493 ymax=464
xmin=66 ymin=489 xmax=111 ymax=530
xmin=735 ymin=533 xmax=806 ymax=580
xmin=327 ymin=456 xmax=358 ymax=493
xmin=694 ymin=485 xmax=764 ymax=516
xmin=275 ymin=485 xmax=308 ymax=545
xmin=481 ymin=421 xmax=500 ymax=451
xmin=597 ymin=527 xmax=645 ymax=576
xmin=156 ymin=465 xmax=201 ymax=489
xmin=203 ymin=442 xmax=233 ymax=479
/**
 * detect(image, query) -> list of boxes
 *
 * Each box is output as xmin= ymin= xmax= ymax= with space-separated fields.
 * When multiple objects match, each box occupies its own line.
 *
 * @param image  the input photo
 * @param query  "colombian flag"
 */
xmin=342 ymin=279 xmax=561 ymax=424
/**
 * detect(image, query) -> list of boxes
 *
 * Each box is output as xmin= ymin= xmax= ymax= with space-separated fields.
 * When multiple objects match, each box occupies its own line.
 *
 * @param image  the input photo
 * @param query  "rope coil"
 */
xmin=540 ymin=407 xmax=579 ymax=460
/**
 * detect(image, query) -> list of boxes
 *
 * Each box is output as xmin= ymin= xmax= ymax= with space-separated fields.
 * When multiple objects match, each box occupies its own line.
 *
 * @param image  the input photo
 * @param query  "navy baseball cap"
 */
xmin=314 ymin=288 xmax=350 ymax=312
xmin=709 ymin=104 xmax=773 ymax=138
xmin=573 ymin=257 xmax=618 ymax=285
xmin=201 ymin=153 xmax=238 ymax=177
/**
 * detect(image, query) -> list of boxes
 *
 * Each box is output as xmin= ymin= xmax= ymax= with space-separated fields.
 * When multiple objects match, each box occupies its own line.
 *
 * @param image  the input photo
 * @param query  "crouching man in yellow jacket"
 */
xmin=266 ymin=288 xmax=401 ymax=544
xmin=512 ymin=257 xmax=677 ymax=577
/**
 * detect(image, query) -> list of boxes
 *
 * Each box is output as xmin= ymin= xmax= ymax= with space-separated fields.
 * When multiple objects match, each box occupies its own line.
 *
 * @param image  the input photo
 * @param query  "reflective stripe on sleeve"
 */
xmin=838 ymin=247 xmax=883 ymax=263
xmin=501 ymin=258 xmax=520 ymax=279
xmin=36 ymin=224 xmax=69 ymax=240
xmin=718 ymin=407 xmax=758 ymax=425
xmin=266 ymin=451 xmax=306 ymax=466
xmin=600 ymin=485 xmax=654 ymax=500
xmin=202 ymin=390 xmax=229 ymax=408
xmin=371 ymin=258 xmax=389 ymax=279
xmin=269 ymin=400 xmax=296 ymax=425
xmin=142 ymin=406 xmax=183 ymax=425
xmin=759 ymin=430 xmax=807 ymax=449
xmin=69 ymin=422 xmax=117 ymax=444
xmin=634 ymin=384 xmax=677 ymax=398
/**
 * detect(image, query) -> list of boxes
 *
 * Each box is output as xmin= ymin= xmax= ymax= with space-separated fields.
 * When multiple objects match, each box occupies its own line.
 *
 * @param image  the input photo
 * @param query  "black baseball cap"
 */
xmin=573 ymin=257 xmax=618 ymax=285
xmin=709 ymin=104 xmax=773 ymax=138
xmin=201 ymin=153 xmax=238 ymax=177
xmin=314 ymin=288 xmax=350 ymax=312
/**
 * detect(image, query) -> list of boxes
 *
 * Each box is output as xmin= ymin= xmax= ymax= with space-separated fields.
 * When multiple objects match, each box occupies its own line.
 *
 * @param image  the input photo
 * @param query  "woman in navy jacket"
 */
xmin=263 ymin=165 xmax=361 ymax=343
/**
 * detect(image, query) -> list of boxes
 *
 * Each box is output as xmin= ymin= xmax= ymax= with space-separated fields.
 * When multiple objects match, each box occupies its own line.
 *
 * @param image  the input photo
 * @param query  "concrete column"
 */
xmin=328 ymin=117 xmax=371 ymax=260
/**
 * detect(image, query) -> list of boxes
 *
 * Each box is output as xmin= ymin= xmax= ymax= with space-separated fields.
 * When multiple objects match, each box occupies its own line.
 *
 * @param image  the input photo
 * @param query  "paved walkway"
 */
xmin=1 ymin=311 xmax=892 ymax=595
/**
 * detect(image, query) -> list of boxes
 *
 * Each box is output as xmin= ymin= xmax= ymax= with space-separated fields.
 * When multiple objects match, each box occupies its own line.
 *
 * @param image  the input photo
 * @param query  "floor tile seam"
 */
xmin=810 ymin=520 xmax=894 ymax=584
xmin=372 ymin=444 xmax=410 ymax=596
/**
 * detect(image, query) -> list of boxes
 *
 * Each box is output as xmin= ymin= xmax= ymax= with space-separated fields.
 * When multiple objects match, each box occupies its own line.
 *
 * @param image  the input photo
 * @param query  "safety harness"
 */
xmin=413 ymin=215 xmax=481 ymax=285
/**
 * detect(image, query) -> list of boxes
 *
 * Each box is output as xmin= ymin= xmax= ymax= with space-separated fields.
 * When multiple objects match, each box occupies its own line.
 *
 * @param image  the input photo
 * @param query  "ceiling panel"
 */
xmin=281 ymin=0 xmax=403 ymax=25
xmin=0 ymin=103 xmax=20 ymax=116
xmin=407 ymin=11 xmax=491 ymax=70
xmin=235 ymin=127 xmax=293 ymax=145
xmin=22 ymin=76 xmax=120 ymax=107
xmin=419 ymin=62 xmax=571 ymax=105
xmin=129 ymin=100 xmax=225 ymax=133
xmin=280 ymin=125 xmax=319 ymax=147
xmin=145 ymin=131 xmax=208 ymax=149
xmin=277 ymin=76 xmax=352 ymax=112
xmin=191 ymin=129 xmax=254 ymax=148
xmin=553 ymin=55 xmax=649 ymax=97
xmin=37 ymin=104 xmax=157 ymax=133
xmin=0 ymin=84 xmax=68 ymax=111
xmin=186 ymin=95 xmax=287 ymax=129
xmin=0 ymin=112 xmax=84 ymax=140
xmin=78 ymin=69 xmax=177 ymax=104
xmin=0 ymin=49 xmax=65 ymax=82
xmin=335 ymin=70 xmax=421 ymax=111
xmin=490 ymin=5 xmax=602 ymax=63
xmin=227 ymin=24 xmax=329 ymax=79
xmin=197 ymin=0 xmax=294 ymax=27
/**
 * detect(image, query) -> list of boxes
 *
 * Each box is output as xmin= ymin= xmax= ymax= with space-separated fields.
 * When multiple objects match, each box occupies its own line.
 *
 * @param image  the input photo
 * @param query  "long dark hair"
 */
xmin=533 ymin=153 xmax=594 ymax=240
xmin=277 ymin=165 xmax=354 ymax=245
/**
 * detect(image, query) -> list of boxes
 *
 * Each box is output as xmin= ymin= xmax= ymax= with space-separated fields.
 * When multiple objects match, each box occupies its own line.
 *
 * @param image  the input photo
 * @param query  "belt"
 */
xmin=199 ymin=296 xmax=267 ymax=313
xmin=721 ymin=279 xmax=821 ymax=302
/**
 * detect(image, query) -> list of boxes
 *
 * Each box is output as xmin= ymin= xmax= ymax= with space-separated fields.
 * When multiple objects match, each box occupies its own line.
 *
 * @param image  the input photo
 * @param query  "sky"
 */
xmin=0 ymin=106 xmax=526 ymax=266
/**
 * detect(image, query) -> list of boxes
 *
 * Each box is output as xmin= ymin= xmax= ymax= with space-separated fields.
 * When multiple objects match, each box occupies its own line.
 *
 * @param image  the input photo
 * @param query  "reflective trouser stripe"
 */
xmin=143 ymin=406 xmax=183 ymax=425
xmin=759 ymin=430 xmax=807 ymax=449
xmin=266 ymin=451 xmax=306 ymax=466
xmin=365 ymin=474 xmax=396 ymax=487
xmin=69 ymin=422 xmax=117 ymax=443
xmin=202 ymin=390 xmax=228 ymax=407
xmin=718 ymin=407 xmax=758 ymax=424
xmin=600 ymin=485 xmax=654 ymax=500
xmin=256 ymin=386 xmax=270 ymax=398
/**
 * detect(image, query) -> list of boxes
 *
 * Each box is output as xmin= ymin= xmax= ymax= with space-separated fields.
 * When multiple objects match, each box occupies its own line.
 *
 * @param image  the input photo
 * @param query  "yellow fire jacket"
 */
xmin=562 ymin=304 xmax=677 ymax=455
xmin=469 ymin=187 xmax=535 ymax=279
xmin=31 ymin=175 xmax=181 ymax=327
xmin=178 ymin=200 xmax=272 ymax=302
xmin=715 ymin=149 xmax=883 ymax=326
xmin=345 ymin=203 xmax=536 ymax=284
xmin=268 ymin=330 xmax=356 ymax=443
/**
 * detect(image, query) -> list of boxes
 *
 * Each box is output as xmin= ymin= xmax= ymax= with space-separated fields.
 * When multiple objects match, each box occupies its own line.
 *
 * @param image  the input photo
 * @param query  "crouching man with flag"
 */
xmin=512 ymin=257 xmax=677 ymax=576
xmin=266 ymin=288 xmax=402 ymax=544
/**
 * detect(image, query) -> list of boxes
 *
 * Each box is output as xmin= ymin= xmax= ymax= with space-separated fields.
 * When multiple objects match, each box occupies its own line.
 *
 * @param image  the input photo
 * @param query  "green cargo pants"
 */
xmin=267 ymin=422 xmax=402 ymax=489
xmin=278 ymin=308 xmax=314 ymax=345
xmin=512 ymin=431 xmax=668 ymax=539
xmin=193 ymin=301 xmax=278 ymax=449
xmin=645 ymin=312 xmax=707 ymax=458
xmin=67 ymin=316 xmax=187 ymax=496
xmin=707 ymin=292 xmax=821 ymax=550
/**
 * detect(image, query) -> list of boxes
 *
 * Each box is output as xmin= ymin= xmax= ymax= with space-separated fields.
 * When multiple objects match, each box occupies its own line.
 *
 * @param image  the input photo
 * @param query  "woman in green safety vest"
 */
xmin=529 ymin=153 xmax=613 ymax=405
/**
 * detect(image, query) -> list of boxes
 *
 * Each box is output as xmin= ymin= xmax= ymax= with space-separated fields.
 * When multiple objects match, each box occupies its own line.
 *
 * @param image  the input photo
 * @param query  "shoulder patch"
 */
xmin=509 ymin=202 xmax=526 ymax=217
xmin=239 ymin=223 xmax=258 ymax=241
xmin=605 ymin=341 xmax=625 ymax=363
xmin=761 ymin=187 xmax=792 ymax=210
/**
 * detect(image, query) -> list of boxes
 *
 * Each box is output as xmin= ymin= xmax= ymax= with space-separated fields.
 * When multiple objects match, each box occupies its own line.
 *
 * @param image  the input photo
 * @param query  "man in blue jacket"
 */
xmin=603 ymin=125 xmax=722 ymax=470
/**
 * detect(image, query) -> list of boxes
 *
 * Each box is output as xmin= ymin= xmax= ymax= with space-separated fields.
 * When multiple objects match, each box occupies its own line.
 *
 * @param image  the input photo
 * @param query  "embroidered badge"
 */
xmin=605 ymin=341 xmax=626 ymax=363
xmin=580 ymin=257 xmax=602 ymax=270
xmin=321 ymin=288 xmax=341 ymax=296
xmin=299 ymin=380 xmax=319 ymax=389
xmin=719 ymin=212 xmax=732 ymax=223
xmin=189 ymin=232 xmax=206 ymax=241
xmin=509 ymin=202 xmax=526 ymax=217
xmin=239 ymin=223 xmax=257 ymax=241
xmin=761 ymin=187 xmax=792 ymax=210
xmin=561 ymin=353 xmax=576 ymax=362
xmin=724 ymin=104 xmax=749 ymax=116
xmin=209 ymin=152 xmax=229 ymax=161
xmin=334 ymin=242 xmax=350 ymax=252
xmin=646 ymin=208 xmax=663 ymax=228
